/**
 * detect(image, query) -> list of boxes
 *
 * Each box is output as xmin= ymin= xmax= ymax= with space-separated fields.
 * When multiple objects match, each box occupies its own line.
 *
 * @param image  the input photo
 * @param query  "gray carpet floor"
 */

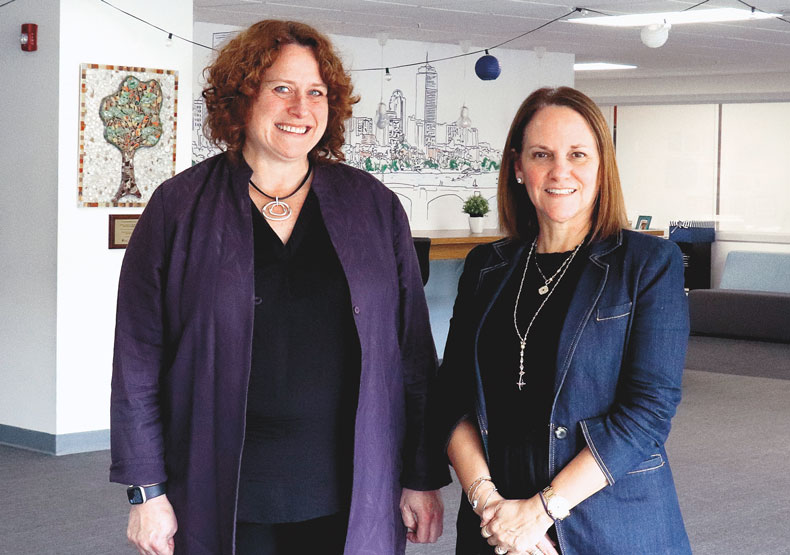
xmin=2 ymin=336 xmax=789 ymax=554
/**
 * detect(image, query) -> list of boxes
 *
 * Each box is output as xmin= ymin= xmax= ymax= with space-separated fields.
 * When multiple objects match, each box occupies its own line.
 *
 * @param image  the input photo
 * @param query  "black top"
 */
xmin=237 ymin=190 xmax=361 ymax=524
xmin=477 ymin=242 xmax=587 ymax=497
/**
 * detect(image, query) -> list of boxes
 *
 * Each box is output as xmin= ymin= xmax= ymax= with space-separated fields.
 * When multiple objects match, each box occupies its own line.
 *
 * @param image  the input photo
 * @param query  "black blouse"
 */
xmin=236 ymin=190 xmax=361 ymax=524
xmin=477 ymin=242 xmax=587 ymax=496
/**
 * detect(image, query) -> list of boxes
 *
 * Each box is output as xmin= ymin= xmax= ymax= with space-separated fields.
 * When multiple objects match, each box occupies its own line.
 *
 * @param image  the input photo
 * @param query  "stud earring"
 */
xmin=516 ymin=176 xmax=523 ymax=184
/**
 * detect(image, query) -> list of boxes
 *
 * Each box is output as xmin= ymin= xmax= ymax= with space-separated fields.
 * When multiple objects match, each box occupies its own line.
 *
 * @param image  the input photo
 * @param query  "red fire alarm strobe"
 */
xmin=21 ymin=23 xmax=38 ymax=52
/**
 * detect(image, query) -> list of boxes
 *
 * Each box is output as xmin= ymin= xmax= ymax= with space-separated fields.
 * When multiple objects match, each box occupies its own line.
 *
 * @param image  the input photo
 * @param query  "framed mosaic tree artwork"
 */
xmin=78 ymin=64 xmax=178 ymax=207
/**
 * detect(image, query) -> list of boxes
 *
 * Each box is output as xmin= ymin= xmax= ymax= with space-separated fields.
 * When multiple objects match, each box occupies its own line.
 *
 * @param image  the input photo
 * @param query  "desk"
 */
xmin=422 ymin=229 xmax=504 ymax=260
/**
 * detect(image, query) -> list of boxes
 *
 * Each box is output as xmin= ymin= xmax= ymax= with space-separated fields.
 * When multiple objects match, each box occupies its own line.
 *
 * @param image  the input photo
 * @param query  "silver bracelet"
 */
xmin=469 ymin=480 xmax=493 ymax=509
xmin=481 ymin=486 xmax=498 ymax=512
xmin=466 ymin=475 xmax=492 ymax=506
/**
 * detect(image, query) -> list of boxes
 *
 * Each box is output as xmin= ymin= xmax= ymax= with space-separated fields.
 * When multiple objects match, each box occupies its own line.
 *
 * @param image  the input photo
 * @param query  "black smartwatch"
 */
xmin=126 ymin=482 xmax=167 ymax=505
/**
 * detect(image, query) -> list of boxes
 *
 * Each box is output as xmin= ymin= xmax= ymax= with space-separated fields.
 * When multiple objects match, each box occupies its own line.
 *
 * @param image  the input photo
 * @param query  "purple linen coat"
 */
xmin=110 ymin=153 xmax=449 ymax=554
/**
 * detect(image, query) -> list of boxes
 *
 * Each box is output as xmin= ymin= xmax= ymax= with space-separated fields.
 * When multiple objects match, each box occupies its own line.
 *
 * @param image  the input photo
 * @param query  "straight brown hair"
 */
xmin=497 ymin=86 xmax=628 ymax=241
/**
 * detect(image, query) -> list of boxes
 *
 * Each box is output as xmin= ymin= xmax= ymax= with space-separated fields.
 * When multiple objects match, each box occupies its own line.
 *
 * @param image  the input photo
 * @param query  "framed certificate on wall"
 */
xmin=109 ymin=214 xmax=140 ymax=249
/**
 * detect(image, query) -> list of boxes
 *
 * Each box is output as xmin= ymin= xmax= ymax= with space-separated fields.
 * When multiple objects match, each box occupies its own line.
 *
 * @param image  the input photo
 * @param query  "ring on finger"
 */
xmin=494 ymin=546 xmax=508 ymax=555
xmin=481 ymin=525 xmax=493 ymax=539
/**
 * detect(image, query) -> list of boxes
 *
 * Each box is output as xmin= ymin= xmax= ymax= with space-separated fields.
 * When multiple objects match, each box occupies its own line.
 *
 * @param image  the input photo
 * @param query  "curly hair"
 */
xmin=202 ymin=20 xmax=359 ymax=164
xmin=498 ymin=86 xmax=628 ymax=242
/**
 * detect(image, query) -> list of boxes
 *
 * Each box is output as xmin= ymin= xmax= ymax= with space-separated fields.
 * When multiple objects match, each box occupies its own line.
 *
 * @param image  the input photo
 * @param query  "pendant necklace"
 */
xmin=534 ymin=250 xmax=577 ymax=295
xmin=513 ymin=238 xmax=583 ymax=390
xmin=249 ymin=161 xmax=312 ymax=221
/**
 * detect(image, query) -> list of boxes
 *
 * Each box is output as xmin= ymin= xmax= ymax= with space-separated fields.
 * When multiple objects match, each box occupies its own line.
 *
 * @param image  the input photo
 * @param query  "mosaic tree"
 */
xmin=99 ymin=76 xmax=164 ymax=203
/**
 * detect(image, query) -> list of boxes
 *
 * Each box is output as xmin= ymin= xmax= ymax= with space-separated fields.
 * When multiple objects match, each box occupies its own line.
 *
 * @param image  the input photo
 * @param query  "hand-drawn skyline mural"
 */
xmin=79 ymin=64 xmax=178 ymax=207
xmin=341 ymin=59 xmax=501 ymax=230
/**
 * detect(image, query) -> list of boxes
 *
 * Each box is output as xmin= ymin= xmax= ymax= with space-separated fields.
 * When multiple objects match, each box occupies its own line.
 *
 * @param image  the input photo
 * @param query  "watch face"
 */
xmin=547 ymin=496 xmax=571 ymax=519
xmin=127 ymin=487 xmax=144 ymax=505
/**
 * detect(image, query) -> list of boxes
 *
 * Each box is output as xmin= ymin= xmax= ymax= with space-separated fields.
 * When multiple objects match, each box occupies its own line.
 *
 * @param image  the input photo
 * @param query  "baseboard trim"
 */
xmin=0 ymin=424 xmax=110 ymax=455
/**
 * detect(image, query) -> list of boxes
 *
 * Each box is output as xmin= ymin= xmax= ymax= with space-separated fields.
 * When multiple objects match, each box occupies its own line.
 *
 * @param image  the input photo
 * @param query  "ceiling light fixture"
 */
xmin=640 ymin=22 xmax=670 ymax=48
xmin=574 ymin=62 xmax=637 ymax=71
xmin=567 ymin=7 xmax=779 ymax=27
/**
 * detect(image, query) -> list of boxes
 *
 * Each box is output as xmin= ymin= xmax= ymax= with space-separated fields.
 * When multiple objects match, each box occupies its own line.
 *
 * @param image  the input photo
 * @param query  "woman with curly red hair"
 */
xmin=110 ymin=20 xmax=448 ymax=555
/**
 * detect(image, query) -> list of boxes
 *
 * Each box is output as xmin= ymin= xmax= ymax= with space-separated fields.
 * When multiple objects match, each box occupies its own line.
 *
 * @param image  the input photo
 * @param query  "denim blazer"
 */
xmin=436 ymin=230 xmax=692 ymax=554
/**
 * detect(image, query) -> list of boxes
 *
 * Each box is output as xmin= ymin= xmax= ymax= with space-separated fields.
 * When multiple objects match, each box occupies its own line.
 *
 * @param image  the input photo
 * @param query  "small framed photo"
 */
xmin=109 ymin=214 xmax=141 ymax=249
xmin=635 ymin=215 xmax=652 ymax=231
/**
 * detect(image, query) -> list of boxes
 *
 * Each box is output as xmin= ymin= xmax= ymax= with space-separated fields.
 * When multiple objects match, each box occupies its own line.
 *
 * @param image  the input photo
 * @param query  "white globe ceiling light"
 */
xmin=641 ymin=22 xmax=671 ymax=48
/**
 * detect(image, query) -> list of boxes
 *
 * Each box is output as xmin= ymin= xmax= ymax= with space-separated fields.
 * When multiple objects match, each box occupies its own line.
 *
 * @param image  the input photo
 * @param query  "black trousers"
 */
xmin=235 ymin=511 xmax=349 ymax=555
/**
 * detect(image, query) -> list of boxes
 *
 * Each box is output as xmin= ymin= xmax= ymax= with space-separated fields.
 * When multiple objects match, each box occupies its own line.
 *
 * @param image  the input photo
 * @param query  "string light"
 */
xmin=92 ymin=1 xmax=790 ymax=68
xmin=98 ymin=0 xmax=214 ymax=50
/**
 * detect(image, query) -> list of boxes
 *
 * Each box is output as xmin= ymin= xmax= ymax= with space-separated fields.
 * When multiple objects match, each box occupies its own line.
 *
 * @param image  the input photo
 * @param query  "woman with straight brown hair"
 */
xmin=435 ymin=86 xmax=691 ymax=554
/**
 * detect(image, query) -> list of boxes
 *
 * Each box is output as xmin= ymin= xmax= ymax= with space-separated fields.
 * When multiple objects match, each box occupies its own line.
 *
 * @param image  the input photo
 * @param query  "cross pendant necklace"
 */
xmin=517 ymin=339 xmax=527 ymax=390
xmin=513 ymin=238 xmax=584 ymax=390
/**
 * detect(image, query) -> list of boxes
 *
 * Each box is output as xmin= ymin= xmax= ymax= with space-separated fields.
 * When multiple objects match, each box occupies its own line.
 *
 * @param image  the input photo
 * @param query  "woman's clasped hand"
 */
xmin=476 ymin=490 xmax=559 ymax=555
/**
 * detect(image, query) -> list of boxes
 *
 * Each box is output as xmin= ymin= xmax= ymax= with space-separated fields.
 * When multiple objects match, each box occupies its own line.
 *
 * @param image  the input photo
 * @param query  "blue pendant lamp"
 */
xmin=475 ymin=50 xmax=501 ymax=80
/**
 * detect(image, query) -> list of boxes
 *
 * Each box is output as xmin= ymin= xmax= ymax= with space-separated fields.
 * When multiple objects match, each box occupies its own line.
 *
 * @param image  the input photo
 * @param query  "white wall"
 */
xmin=54 ymin=0 xmax=193 ymax=436
xmin=0 ymin=0 xmax=60 ymax=434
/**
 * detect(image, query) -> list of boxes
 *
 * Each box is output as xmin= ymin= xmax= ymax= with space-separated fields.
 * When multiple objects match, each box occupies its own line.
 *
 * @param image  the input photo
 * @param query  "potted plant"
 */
xmin=462 ymin=194 xmax=490 ymax=233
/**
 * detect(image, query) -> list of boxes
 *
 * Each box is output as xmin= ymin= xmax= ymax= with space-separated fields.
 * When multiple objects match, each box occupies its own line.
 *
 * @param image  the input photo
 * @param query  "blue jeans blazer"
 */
xmin=436 ymin=229 xmax=692 ymax=554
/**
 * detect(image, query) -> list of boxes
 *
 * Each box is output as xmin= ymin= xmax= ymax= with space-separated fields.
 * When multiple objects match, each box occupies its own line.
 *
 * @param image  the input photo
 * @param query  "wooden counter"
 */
xmin=419 ymin=228 xmax=665 ymax=260
xmin=418 ymin=229 xmax=504 ymax=260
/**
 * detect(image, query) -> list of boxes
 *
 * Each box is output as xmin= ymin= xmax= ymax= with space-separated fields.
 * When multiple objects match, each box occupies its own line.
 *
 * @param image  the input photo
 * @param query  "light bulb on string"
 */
xmin=165 ymin=32 xmax=174 ymax=47
xmin=457 ymin=105 xmax=472 ymax=129
xmin=457 ymin=40 xmax=472 ymax=129
xmin=375 ymin=33 xmax=390 ymax=129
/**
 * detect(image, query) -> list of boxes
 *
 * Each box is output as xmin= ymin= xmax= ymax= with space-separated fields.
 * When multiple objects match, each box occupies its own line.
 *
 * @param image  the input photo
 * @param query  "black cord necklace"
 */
xmin=249 ymin=160 xmax=312 ymax=221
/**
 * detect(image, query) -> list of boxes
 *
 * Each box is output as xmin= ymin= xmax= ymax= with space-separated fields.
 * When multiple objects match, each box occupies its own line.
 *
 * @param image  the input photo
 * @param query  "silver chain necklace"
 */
xmin=512 ymin=238 xmax=583 ymax=390
xmin=534 ymin=250 xmax=577 ymax=295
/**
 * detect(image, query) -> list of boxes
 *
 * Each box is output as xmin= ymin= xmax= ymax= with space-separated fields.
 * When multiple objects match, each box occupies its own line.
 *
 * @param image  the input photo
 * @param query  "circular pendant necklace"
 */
xmin=249 ymin=161 xmax=312 ymax=221
xmin=512 ymin=238 xmax=583 ymax=390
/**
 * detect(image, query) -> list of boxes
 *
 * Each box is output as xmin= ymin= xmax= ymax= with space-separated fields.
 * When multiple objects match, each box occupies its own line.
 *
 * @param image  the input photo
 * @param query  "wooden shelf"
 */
xmin=417 ymin=229 xmax=504 ymax=260
xmin=637 ymin=229 xmax=665 ymax=237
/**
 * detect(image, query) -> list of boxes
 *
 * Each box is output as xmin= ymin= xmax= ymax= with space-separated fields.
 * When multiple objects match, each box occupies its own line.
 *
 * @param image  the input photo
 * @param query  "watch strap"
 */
xmin=127 ymin=482 xmax=167 ymax=504
xmin=540 ymin=485 xmax=570 ymax=522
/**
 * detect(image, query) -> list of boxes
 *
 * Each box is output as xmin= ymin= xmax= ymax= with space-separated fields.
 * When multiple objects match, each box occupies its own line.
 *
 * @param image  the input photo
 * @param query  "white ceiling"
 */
xmin=193 ymin=0 xmax=790 ymax=80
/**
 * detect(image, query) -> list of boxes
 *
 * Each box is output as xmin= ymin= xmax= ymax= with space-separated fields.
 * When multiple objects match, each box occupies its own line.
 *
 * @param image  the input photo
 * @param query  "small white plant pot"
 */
xmin=469 ymin=216 xmax=484 ymax=234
